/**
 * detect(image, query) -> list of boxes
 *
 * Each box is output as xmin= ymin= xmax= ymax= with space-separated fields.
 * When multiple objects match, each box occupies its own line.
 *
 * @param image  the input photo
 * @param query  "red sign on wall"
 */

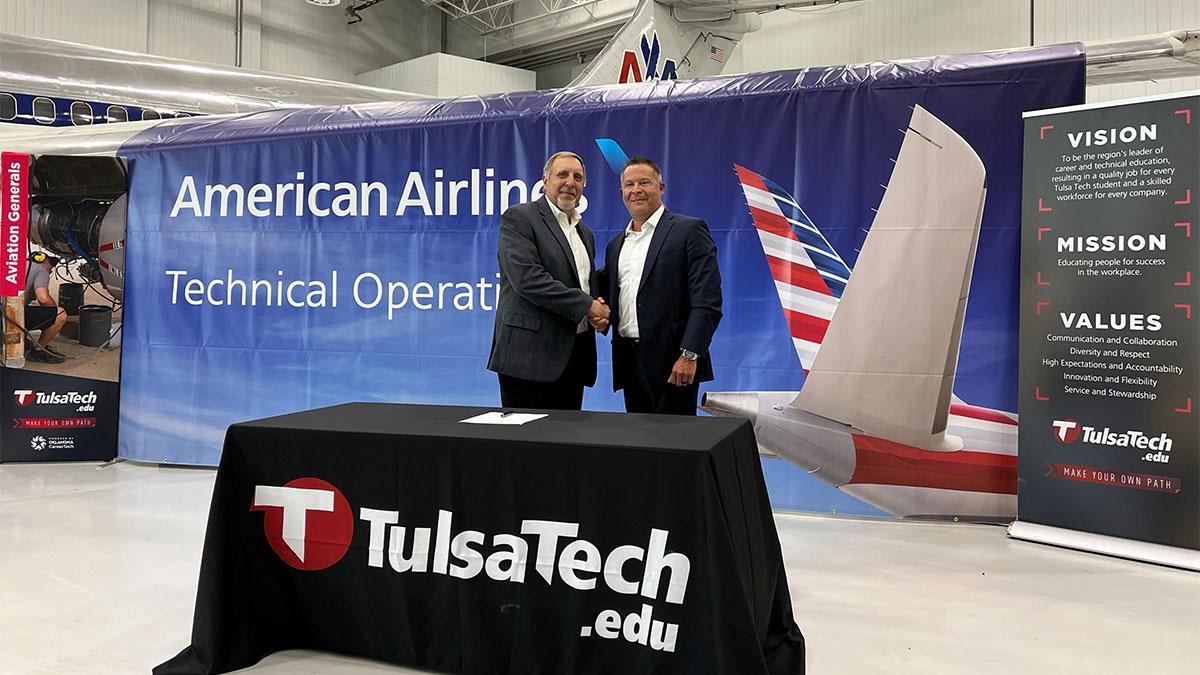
xmin=1 ymin=152 xmax=29 ymax=297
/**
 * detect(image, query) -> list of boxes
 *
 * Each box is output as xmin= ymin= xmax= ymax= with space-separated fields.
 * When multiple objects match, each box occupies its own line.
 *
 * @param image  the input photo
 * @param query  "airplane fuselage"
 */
xmin=702 ymin=391 xmax=1018 ymax=519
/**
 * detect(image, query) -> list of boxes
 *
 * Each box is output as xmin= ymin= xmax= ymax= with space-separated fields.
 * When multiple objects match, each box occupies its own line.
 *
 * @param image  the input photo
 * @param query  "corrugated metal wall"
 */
xmin=0 ymin=0 xmax=149 ymax=51
xmin=0 ymin=0 xmax=1194 ymax=95
xmin=1034 ymin=0 xmax=1199 ymax=100
xmin=733 ymin=0 xmax=1030 ymax=74
xmin=730 ymin=0 xmax=1197 ymax=101
xmin=149 ymin=0 xmax=244 ymax=66
xmin=259 ymin=0 xmax=440 ymax=81
xmin=356 ymin=52 xmax=536 ymax=96
xmin=0 ymin=0 xmax=441 ymax=84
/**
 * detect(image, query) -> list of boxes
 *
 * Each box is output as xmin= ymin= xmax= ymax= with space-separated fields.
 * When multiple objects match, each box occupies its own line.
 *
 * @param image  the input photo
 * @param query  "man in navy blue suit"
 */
xmin=601 ymin=157 xmax=722 ymax=414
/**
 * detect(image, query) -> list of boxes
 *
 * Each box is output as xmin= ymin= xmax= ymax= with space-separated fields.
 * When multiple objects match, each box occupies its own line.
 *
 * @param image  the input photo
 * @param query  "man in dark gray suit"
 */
xmin=487 ymin=151 xmax=610 ymax=410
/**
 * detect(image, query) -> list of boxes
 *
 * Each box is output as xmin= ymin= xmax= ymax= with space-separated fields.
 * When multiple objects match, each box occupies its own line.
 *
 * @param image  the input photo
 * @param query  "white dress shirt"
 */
xmin=545 ymin=196 xmax=591 ymax=333
xmin=617 ymin=204 xmax=666 ymax=339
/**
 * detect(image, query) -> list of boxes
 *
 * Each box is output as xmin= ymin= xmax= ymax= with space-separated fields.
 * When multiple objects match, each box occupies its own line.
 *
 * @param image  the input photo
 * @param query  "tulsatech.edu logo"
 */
xmin=30 ymin=435 xmax=46 ymax=451
xmin=12 ymin=388 xmax=97 ymax=412
xmin=252 ymin=478 xmax=689 ymax=653
xmin=1052 ymin=418 xmax=1173 ymax=463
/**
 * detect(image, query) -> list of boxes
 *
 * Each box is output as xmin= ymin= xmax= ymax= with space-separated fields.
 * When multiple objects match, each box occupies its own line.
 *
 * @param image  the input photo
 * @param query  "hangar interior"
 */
xmin=1 ymin=1 xmax=1198 ymax=674
xmin=2 ymin=0 xmax=1197 ymax=96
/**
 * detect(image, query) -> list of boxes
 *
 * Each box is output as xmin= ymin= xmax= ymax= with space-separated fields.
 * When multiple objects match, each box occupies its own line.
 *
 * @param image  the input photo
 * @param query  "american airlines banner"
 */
xmin=118 ymin=47 xmax=1084 ymax=517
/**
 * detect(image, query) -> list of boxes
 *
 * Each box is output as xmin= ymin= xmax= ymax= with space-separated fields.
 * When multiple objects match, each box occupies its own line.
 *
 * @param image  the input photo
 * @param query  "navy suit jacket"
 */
xmin=488 ymin=199 xmax=598 ymax=384
xmin=601 ymin=210 xmax=722 ymax=391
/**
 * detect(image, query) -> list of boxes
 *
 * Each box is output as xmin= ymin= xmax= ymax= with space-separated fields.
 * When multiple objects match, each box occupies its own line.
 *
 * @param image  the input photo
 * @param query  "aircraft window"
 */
xmin=141 ymin=109 xmax=161 ymax=121
xmin=107 ymin=105 xmax=128 ymax=123
xmin=32 ymin=97 xmax=56 ymax=124
xmin=0 ymin=94 xmax=15 ymax=121
xmin=71 ymin=101 xmax=93 ymax=125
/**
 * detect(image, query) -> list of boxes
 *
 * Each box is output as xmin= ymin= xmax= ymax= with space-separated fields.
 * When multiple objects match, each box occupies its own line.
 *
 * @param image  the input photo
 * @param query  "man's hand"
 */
xmin=587 ymin=297 xmax=609 ymax=331
xmin=668 ymin=355 xmax=698 ymax=387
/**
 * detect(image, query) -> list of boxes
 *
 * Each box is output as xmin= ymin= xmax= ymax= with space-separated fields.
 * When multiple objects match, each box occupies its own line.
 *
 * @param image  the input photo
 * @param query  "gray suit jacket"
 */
xmin=487 ymin=198 xmax=598 ymax=384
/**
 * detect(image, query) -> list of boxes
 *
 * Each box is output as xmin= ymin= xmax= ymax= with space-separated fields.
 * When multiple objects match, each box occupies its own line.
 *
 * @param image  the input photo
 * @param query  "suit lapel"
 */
xmin=639 ymin=210 xmax=674 ymax=288
xmin=608 ymin=232 xmax=627 ymax=313
xmin=536 ymin=198 xmax=582 ymax=287
xmin=579 ymin=221 xmax=595 ymax=267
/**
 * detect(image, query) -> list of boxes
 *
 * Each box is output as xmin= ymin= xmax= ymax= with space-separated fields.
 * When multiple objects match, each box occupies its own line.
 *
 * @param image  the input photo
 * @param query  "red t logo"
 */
xmin=1052 ymin=419 xmax=1081 ymax=444
xmin=251 ymin=477 xmax=354 ymax=571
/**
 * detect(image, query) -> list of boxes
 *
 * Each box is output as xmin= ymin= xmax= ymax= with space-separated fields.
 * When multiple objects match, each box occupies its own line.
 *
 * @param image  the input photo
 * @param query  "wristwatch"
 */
xmin=680 ymin=349 xmax=699 ymax=362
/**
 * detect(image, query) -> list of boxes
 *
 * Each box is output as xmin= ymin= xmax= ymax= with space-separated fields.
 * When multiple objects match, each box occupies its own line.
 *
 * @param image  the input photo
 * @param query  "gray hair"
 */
xmin=542 ymin=151 xmax=586 ymax=183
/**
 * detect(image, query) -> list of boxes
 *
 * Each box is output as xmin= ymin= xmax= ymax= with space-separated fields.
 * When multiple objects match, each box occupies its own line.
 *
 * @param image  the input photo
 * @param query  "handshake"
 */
xmin=587 ymin=297 xmax=610 ymax=332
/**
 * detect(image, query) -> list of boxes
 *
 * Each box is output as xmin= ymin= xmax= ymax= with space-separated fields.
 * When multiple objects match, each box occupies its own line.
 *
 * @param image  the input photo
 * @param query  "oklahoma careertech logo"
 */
xmin=251 ymin=478 xmax=354 ymax=570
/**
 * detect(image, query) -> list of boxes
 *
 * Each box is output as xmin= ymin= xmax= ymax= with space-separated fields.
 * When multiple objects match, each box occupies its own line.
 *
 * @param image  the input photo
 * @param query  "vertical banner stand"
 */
xmin=0 ymin=154 xmax=126 ymax=463
xmin=1013 ymin=91 xmax=1200 ymax=571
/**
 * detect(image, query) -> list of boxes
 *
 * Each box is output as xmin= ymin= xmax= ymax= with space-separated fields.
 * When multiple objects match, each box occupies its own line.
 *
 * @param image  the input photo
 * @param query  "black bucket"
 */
xmin=78 ymin=304 xmax=113 ymax=347
xmin=58 ymin=283 xmax=85 ymax=316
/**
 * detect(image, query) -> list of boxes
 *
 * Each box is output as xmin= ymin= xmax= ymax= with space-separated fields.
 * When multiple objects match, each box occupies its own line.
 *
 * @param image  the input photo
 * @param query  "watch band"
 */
xmin=680 ymin=349 xmax=699 ymax=361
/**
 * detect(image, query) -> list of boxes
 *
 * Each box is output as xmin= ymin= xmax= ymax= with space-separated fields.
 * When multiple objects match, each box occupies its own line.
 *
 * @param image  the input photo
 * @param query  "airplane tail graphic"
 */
xmin=569 ymin=0 xmax=761 ymax=88
xmin=791 ymin=105 xmax=986 ymax=452
xmin=708 ymin=108 xmax=1016 ymax=519
xmin=734 ymin=165 xmax=851 ymax=373
xmin=596 ymin=138 xmax=631 ymax=176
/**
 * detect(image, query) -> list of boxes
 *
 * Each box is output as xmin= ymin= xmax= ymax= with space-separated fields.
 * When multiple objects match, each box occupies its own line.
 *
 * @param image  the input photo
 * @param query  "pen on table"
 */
xmin=500 ymin=411 xmax=514 ymax=418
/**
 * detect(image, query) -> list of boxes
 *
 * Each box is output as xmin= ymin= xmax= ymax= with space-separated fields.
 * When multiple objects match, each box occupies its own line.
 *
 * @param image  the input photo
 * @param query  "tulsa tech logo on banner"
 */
xmin=1051 ymin=418 xmax=1173 ymax=464
xmin=11 ymin=388 xmax=98 ymax=410
xmin=251 ymin=478 xmax=693 ymax=653
xmin=1052 ymin=419 xmax=1082 ymax=443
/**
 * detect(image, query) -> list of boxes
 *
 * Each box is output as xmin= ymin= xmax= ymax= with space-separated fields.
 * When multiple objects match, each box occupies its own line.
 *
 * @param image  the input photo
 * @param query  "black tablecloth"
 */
xmin=156 ymin=403 xmax=805 ymax=674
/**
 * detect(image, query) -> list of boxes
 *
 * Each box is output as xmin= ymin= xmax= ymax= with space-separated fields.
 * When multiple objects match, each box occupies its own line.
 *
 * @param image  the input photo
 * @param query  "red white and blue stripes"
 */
xmin=735 ymin=165 xmax=850 ymax=372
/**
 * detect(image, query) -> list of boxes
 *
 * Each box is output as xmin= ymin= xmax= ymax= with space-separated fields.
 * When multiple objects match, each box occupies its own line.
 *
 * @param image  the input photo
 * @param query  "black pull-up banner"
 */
xmin=1015 ymin=93 xmax=1199 ymax=567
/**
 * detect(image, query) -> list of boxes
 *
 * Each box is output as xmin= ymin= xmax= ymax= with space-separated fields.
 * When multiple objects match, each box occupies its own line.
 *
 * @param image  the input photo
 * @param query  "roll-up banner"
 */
xmin=1 ymin=152 xmax=29 ymax=297
xmin=1013 ymin=92 xmax=1200 ymax=569
xmin=1 ymin=155 xmax=128 ymax=463
xmin=116 ymin=47 xmax=1085 ymax=518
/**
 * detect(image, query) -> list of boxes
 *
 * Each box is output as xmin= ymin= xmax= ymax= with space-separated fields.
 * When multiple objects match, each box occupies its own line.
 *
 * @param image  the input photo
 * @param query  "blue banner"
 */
xmin=118 ymin=47 xmax=1084 ymax=515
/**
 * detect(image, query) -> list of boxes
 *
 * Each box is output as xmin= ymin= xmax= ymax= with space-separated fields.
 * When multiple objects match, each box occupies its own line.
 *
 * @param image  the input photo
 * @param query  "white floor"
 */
xmin=1 ymin=461 xmax=1196 ymax=674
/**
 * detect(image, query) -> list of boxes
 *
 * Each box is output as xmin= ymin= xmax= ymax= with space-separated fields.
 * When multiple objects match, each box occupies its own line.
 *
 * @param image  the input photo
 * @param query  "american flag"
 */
xmin=709 ymin=45 xmax=725 ymax=63
xmin=735 ymin=165 xmax=851 ymax=373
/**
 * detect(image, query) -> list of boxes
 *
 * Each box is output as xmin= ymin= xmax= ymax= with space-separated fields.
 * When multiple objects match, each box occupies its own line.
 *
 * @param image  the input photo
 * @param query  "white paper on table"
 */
xmin=459 ymin=411 xmax=548 ymax=425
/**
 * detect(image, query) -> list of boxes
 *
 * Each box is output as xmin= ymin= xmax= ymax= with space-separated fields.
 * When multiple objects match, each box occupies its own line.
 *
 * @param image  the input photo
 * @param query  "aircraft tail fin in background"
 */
xmin=735 ymin=164 xmax=851 ymax=373
xmin=569 ymin=0 xmax=760 ymax=88
xmin=791 ymin=105 xmax=987 ymax=452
